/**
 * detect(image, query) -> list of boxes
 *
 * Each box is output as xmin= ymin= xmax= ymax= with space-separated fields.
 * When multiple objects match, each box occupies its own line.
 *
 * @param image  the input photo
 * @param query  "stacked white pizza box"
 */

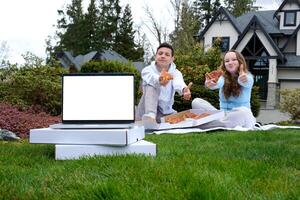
xmin=29 ymin=125 xmax=156 ymax=160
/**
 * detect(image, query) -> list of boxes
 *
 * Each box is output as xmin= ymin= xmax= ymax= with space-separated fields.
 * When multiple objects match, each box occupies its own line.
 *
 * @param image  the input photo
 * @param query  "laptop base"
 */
xmin=49 ymin=123 xmax=135 ymax=129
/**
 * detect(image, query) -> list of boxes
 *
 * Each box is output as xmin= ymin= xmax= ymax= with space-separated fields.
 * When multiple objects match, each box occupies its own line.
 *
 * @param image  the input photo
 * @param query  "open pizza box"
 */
xmin=152 ymin=109 xmax=225 ymax=130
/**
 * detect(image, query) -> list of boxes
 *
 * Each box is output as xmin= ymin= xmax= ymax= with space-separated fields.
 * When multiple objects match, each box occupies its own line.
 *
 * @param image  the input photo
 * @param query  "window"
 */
xmin=212 ymin=37 xmax=230 ymax=52
xmin=284 ymin=11 xmax=296 ymax=26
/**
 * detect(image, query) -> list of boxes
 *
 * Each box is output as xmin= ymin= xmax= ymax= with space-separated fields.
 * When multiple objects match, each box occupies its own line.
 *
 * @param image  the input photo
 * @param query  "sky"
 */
xmin=0 ymin=0 xmax=281 ymax=64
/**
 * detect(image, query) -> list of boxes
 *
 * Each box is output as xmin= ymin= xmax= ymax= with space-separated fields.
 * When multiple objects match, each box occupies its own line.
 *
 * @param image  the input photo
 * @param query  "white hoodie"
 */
xmin=141 ymin=61 xmax=187 ymax=114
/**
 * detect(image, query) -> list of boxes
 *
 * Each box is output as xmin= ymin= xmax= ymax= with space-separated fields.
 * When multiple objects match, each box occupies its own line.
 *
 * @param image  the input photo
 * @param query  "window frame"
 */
xmin=284 ymin=11 xmax=297 ymax=26
xmin=212 ymin=37 xmax=230 ymax=52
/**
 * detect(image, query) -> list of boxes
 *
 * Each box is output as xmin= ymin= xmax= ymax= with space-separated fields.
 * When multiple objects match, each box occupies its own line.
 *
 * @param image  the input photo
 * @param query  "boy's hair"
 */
xmin=156 ymin=43 xmax=174 ymax=56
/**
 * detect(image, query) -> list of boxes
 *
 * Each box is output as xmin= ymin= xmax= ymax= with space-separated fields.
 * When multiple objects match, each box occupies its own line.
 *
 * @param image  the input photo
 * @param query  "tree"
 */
xmin=99 ymin=0 xmax=121 ymax=50
xmin=169 ymin=1 xmax=199 ymax=54
xmin=143 ymin=5 xmax=169 ymax=45
xmin=47 ymin=0 xmax=144 ymax=62
xmin=0 ymin=41 xmax=9 ymax=68
xmin=192 ymin=0 xmax=221 ymax=26
xmin=60 ymin=0 xmax=86 ymax=55
xmin=114 ymin=5 xmax=144 ymax=61
xmin=224 ymin=0 xmax=257 ymax=17
xmin=46 ymin=0 xmax=86 ymax=59
xmin=170 ymin=0 xmax=183 ymax=30
xmin=84 ymin=0 xmax=102 ymax=51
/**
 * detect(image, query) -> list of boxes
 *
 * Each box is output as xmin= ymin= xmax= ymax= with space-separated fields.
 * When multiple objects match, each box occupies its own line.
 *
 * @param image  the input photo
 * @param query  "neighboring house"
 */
xmin=197 ymin=0 xmax=300 ymax=109
xmin=57 ymin=50 xmax=145 ymax=72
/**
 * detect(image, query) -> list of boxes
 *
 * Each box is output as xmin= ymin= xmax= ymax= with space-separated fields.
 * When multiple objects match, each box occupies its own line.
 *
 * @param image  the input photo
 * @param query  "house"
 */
xmin=57 ymin=50 xmax=145 ymax=72
xmin=196 ymin=0 xmax=300 ymax=109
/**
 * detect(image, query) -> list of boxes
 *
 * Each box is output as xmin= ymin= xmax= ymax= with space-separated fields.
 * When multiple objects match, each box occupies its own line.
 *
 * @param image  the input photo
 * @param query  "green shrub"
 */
xmin=172 ymin=46 xmax=221 ymax=111
xmin=280 ymin=88 xmax=300 ymax=120
xmin=0 ymin=65 xmax=67 ymax=116
xmin=173 ymin=63 xmax=219 ymax=111
xmin=80 ymin=60 xmax=142 ymax=104
xmin=175 ymin=44 xmax=222 ymax=71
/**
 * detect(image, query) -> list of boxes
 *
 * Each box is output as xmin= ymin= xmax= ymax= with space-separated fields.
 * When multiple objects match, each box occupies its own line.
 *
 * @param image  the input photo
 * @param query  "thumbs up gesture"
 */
xmin=238 ymin=64 xmax=248 ymax=83
xmin=183 ymin=82 xmax=192 ymax=101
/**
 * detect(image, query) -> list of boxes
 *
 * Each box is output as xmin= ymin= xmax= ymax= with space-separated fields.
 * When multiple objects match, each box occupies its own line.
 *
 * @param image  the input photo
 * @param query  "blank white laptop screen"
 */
xmin=62 ymin=74 xmax=135 ymax=124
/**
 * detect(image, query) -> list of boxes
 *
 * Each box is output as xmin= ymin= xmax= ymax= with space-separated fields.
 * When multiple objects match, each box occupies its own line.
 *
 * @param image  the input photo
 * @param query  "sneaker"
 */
xmin=142 ymin=116 xmax=159 ymax=130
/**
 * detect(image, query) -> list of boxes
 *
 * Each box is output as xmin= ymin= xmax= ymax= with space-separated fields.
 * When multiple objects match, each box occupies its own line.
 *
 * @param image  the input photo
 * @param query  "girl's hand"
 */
xmin=205 ymin=74 xmax=217 ymax=88
xmin=238 ymin=64 xmax=248 ymax=83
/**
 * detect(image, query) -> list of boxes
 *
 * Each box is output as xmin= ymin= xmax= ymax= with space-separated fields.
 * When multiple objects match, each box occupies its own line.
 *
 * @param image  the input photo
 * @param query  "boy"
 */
xmin=136 ymin=43 xmax=191 ymax=129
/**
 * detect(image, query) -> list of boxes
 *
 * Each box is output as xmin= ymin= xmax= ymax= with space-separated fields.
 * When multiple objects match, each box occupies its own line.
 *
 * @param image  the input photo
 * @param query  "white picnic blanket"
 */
xmin=149 ymin=124 xmax=300 ymax=135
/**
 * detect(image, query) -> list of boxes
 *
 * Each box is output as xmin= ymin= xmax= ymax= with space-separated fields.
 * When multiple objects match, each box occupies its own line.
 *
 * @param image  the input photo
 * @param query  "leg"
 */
xmin=221 ymin=107 xmax=256 ymax=128
xmin=136 ymin=85 xmax=160 ymax=120
xmin=136 ymin=85 xmax=160 ymax=129
xmin=192 ymin=98 xmax=217 ymax=111
xmin=198 ymin=107 xmax=256 ymax=129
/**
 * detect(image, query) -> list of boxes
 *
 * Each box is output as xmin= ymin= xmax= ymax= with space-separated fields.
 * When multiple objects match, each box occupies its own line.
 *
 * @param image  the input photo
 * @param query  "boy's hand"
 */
xmin=183 ymin=82 xmax=192 ymax=100
xmin=205 ymin=75 xmax=217 ymax=88
xmin=159 ymin=68 xmax=173 ymax=86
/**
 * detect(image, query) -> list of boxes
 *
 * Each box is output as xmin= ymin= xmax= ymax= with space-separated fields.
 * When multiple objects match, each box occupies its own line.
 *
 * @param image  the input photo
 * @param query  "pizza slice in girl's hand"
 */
xmin=205 ymin=70 xmax=223 ymax=82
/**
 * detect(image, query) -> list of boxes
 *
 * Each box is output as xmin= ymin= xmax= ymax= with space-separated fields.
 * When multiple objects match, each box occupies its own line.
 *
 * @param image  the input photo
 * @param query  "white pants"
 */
xmin=135 ymin=85 xmax=168 ymax=122
xmin=192 ymin=98 xmax=256 ymax=129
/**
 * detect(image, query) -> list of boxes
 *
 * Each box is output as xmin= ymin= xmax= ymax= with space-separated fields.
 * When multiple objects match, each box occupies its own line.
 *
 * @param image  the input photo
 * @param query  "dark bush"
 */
xmin=81 ymin=60 xmax=142 ymax=104
xmin=0 ymin=103 xmax=60 ymax=138
xmin=251 ymin=86 xmax=260 ymax=117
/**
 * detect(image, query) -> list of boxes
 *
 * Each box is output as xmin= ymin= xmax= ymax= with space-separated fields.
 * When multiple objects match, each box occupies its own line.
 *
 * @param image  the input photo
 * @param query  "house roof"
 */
xmin=237 ymin=10 xmax=294 ymax=35
xmin=99 ymin=50 xmax=128 ymax=63
xmin=197 ymin=6 xmax=241 ymax=39
xmin=58 ymin=50 xmax=129 ymax=70
xmin=273 ymin=0 xmax=300 ymax=19
xmin=198 ymin=8 xmax=295 ymax=39
xmin=232 ymin=15 xmax=285 ymax=62
xmin=278 ymin=53 xmax=300 ymax=68
xmin=132 ymin=62 xmax=145 ymax=72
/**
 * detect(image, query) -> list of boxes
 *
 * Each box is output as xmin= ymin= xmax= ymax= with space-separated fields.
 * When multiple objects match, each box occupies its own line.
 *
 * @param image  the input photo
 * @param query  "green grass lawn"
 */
xmin=0 ymin=129 xmax=299 ymax=200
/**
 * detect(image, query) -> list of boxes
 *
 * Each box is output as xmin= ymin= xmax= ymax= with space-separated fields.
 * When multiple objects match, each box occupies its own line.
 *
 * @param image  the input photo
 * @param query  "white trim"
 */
xmin=297 ymin=29 xmax=300 ymax=55
xmin=268 ymin=59 xmax=277 ymax=83
xmin=256 ymin=30 xmax=277 ymax=56
xmin=203 ymin=21 xmax=239 ymax=52
xmin=235 ymin=31 xmax=254 ymax=52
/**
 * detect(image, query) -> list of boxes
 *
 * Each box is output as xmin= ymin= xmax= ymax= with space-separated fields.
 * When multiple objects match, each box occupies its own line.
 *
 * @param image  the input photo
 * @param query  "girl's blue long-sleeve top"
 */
xmin=210 ymin=74 xmax=254 ymax=111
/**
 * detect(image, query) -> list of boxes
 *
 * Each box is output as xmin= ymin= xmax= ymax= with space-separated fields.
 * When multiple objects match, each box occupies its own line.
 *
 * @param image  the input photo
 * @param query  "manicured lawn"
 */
xmin=0 ymin=129 xmax=299 ymax=199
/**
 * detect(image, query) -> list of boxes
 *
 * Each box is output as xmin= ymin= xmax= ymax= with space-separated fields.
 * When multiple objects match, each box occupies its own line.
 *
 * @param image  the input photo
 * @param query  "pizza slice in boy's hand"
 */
xmin=205 ymin=70 xmax=223 ymax=82
xmin=160 ymin=69 xmax=173 ymax=81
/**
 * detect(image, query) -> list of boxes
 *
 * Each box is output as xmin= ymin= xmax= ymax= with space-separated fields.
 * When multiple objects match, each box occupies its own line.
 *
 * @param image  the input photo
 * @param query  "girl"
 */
xmin=192 ymin=50 xmax=256 ymax=128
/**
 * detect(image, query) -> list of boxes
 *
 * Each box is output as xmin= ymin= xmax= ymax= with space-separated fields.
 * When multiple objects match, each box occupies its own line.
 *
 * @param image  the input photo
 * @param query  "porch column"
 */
xmin=266 ymin=59 xmax=277 ymax=109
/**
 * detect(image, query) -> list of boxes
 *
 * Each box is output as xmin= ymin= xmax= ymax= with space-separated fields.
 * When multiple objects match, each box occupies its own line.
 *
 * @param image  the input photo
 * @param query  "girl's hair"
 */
xmin=220 ymin=50 xmax=248 ymax=99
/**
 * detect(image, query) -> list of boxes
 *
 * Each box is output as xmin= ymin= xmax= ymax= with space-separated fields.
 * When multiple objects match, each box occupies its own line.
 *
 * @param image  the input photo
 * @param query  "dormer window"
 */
xmin=284 ymin=11 xmax=296 ymax=26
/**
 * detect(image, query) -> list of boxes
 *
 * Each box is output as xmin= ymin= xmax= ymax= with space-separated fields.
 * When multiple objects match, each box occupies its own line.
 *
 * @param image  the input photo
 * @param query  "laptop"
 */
xmin=50 ymin=73 xmax=135 ymax=129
